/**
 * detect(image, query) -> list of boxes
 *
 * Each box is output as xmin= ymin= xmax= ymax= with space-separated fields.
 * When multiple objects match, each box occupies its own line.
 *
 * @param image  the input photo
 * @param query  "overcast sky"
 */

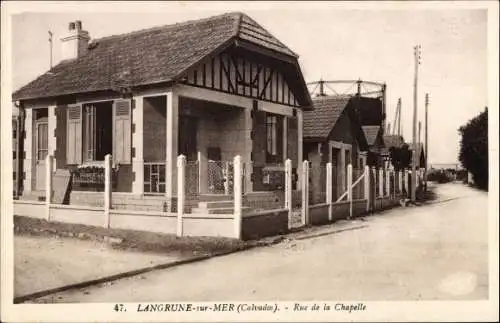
xmin=9 ymin=2 xmax=490 ymax=164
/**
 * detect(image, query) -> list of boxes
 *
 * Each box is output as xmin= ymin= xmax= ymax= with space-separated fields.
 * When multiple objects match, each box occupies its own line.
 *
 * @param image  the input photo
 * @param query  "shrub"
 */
xmin=459 ymin=108 xmax=488 ymax=190
xmin=427 ymin=170 xmax=452 ymax=184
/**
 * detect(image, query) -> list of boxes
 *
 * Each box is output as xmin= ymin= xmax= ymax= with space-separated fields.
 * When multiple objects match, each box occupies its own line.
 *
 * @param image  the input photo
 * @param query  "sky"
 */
xmin=8 ymin=1 xmax=491 ymax=164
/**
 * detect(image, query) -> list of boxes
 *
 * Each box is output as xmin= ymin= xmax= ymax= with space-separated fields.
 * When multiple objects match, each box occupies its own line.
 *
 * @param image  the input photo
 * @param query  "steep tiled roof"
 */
xmin=350 ymin=96 xmax=384 ymax=126
xmin=362 ymin=125 xmax=381 ymax=146
xmin=13 ymin=12 xmax=299 ymax=101
xmin=303 ymin=96 xmax=350 ymax=139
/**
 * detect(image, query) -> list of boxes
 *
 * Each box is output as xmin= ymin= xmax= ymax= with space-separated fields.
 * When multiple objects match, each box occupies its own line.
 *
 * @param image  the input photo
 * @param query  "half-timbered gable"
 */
xmin=182 ymin=49 xmax=300 ymax=107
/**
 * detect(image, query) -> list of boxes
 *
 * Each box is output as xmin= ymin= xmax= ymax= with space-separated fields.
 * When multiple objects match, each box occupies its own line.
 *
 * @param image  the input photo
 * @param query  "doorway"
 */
xmin=34 ymin=109 xmax=48 ymax=191
xmin=178 ymin=115 xmax=198 ymax=161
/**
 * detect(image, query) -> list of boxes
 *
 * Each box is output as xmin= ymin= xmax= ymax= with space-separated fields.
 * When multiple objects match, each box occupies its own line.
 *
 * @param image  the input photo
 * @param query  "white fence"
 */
xmin=18 ymin=154 xmax=405 ymax=240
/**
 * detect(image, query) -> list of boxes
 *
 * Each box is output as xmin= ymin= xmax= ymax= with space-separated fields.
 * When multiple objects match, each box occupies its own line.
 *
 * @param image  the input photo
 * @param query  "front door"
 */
xmin=178 ymin=115 xmax=198 ymax=161
xmin=331 ymin=147 xmax=340 ymax=199
xmin=35 ymin=121 xmax=48 ymax=191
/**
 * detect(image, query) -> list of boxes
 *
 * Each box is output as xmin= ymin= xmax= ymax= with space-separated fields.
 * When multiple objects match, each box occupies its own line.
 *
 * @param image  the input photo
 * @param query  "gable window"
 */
xmin=266 ymin=113 xmax=283 ymax=163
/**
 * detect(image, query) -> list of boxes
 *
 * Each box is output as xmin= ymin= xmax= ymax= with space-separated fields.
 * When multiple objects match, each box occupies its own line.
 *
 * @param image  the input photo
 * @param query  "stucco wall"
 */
xmin=309 ymin=203 xmax=330 ymax=225
xmin=331 ymin=201 xmax=350 ymax=221
xmin=242 ymin=209 xmax=289 ymax=240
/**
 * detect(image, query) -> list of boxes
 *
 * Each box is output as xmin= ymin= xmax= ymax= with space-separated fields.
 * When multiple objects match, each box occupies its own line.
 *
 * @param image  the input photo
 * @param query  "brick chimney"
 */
xmin=60 ymin=20 xmax=90 ymax=61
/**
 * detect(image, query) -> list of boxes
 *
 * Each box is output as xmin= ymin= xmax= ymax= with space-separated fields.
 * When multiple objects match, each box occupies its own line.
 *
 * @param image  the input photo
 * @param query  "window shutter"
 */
xmin=55 ymin=105 xmax=67 ymax=168
xmin=252 ymin=109 xmax=267 ymax=167
xmin=66 ymin=104 xmax=82 ymax=165
xmin=113 ymin=99 xmax=132 ymax=164
xmin=287 ymin=116 xmax=298 ymax=168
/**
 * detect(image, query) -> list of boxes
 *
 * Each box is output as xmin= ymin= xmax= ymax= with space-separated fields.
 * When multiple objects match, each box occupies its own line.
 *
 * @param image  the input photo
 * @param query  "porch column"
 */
xmin=243 ymin=106 xmax=253 ymax=193
xmin=24 ymin=109 xmax=33 ymax=194
xmin=282 ymin=117 xmax=288 ymax=160
xmin=166 ymin=91 xmax=179 ymax=211
xmin=132 ymin=96 xmax=144 ymax=194
xmin=297 ymin=109 xmax=303 ymax=188
xmin=198 ymin=151 xmax=208 ymax=194
xmin=48 ymin=105 xmax=57 ymax=170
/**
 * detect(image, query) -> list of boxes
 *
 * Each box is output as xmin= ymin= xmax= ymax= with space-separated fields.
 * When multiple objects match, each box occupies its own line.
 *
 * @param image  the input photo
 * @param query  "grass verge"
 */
xmin=14 ymin=215 xmax=254 ymax=257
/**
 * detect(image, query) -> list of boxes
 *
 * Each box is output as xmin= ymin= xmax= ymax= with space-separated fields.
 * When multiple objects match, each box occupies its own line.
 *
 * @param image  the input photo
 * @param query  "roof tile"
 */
xmin=13 ymin=12 xmax=298 ymax=101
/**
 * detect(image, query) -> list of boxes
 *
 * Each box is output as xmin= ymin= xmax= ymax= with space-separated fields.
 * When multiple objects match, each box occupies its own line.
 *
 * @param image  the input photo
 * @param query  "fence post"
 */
xmin=398 ymin=170 xmax=403 ymax=196
xmin=326 ymin=162 xmax=333 ymax=221
xmin=233 ymin=155 xmax=242 ymax=239
xmin=385 ymin=167 xmax=391 ymax=197
xmin=45 ymin=155 xmax=53 ymax=221
xmin=104 ymin=154 xmax=112 ymax=228
xmin=364 ymin=165 xmax=370 ymax=213
xmin=404 ymin=169 xmax=409 ymax=198
xmin=347 ymin=164 xmax=353 ymax=219
xmin=301 ymin=160 xmax=309 ymax=226
xmin=177 ymin=155 xmax=186 ymax=237
xmin=285 ymin=159 xmax=293 ymax=223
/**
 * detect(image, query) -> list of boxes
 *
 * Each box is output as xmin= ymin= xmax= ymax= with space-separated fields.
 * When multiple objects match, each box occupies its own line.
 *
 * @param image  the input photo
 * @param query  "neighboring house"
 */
xmin=362 ymin=125 xmax=385 ymax=167
xmin=12 ymin=13 xmax=312 ymax=210
xmin=12 ymin=108 xmax=20 ymax=197
xmin=349 ymin=96 xmax=386 ymax=167
xmin=303 ymin=96 xmax=369 ymax=200
xmin=383 ymin=134 xmax=405 ymax=169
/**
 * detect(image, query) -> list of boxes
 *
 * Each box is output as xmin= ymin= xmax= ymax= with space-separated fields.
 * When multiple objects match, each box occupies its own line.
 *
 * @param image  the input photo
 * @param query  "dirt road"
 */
xmin=32 ymin=183 xmax=489 ymax=302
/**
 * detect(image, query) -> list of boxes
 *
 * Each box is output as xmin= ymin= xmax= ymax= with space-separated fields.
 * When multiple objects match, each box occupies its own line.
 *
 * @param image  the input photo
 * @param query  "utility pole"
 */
xmin=318 ymin=79 xmax=325 ymax=96
xmin=398 ymin=98 xmax=402 ymax=136
xmin=424 ymin=93 xmax=429 ymax=191
xmin=48 ymin=30 xmax=53 ymax=69
xmin=411 ymin=45 xmax=422 ymax=202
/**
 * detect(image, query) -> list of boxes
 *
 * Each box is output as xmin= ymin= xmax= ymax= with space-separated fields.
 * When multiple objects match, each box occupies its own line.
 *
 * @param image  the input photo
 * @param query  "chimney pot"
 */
xmin=61 ymin=20 xmax=90 ymax=60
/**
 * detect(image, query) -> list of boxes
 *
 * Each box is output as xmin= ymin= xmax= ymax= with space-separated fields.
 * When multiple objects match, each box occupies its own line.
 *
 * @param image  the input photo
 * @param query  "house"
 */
xmin=303 ymin=95 xmax=369 ymax=201
xmin=382 ymin=134 xmax=405 ymax=169
xmin=12 ymin=13 xmax=312 ymax=211
xmin=12 ymin=107 xmax=22 ymax=197
xmin=348 ymin=96 xmax=386 ymax=167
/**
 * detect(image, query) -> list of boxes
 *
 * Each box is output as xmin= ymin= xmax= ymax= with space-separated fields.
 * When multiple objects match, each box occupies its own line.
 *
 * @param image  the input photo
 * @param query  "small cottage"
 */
xmin=303 ymin=96 xmax=369 ymax=201
xmin=12 ymin=12 xmax=312 ymax=211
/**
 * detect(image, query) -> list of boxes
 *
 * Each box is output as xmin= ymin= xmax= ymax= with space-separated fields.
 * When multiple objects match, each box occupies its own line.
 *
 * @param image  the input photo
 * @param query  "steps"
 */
xmin=19 ymin=190 xmax=46 ymax=202
xmin=191 ymin=195 xmax=252 ymax=215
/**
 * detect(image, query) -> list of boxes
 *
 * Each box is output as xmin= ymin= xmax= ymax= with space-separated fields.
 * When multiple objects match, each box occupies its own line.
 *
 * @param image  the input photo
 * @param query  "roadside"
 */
xmin=28 ymin=182 xmax=488 ymax=303
xmin=14 ymin=183 xmax=441 ymax=302
xmin=14 ymin=214 xmax=365 ymax=302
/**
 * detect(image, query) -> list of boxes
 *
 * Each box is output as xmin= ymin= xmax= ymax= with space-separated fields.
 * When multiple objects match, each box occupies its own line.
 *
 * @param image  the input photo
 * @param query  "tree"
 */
xmin=389 ymin=143 xmax=412 ymax=171
xmin=459 ymin=108 xmax=488 ymax=190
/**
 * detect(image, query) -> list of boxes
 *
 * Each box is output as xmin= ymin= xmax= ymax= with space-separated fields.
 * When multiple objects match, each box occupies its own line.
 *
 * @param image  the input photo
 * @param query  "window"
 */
xmin=37 ymin=123 xmax=48 ymax=161
xmin=266 ymin=115 xmax=278 ymax=155
xmin=13 ymin=150 xmax=17 ymax=159
xmin=83 ymin=102 xmax=113 ymax=162
xmin=266 ymin=113 xmax=283 ymax=163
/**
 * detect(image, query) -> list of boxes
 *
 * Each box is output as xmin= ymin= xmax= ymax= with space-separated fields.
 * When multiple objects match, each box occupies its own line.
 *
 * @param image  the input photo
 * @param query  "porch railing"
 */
xmin=207 ymin=161 xmax=233 ymax=195
xmin=144 ymin=162 xmax=166 ymax=194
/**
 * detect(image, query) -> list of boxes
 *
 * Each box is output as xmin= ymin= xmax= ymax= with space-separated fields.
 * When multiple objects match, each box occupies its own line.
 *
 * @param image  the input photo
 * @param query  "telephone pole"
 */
xmin=411 ymin=45 xmax=422 ymax=202
xmin=48 ymin=30 xmax=53 ymax=69
xmin=424 ymin=93 xmax=429 ymax=191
